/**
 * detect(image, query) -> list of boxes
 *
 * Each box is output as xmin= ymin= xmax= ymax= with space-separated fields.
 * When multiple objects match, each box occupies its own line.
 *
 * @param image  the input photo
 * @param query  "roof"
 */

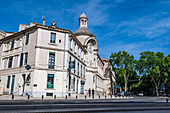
xmin=101 ymin=57 xmax=110 ymax=62
xmin=79 ymin=11 xmax=87 ymax=18
xmin=1 ymin=22 xmax=87 ymax=53
xmin=74 ymin=27 xmax=93 ymax=36
xmin=0 ymin=30 xmax=5 ymax=34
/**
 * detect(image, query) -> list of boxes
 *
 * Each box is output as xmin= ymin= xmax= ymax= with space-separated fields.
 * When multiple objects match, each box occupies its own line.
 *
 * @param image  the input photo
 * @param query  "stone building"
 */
xmin=0 ymin=12 xmax=115 ymax=97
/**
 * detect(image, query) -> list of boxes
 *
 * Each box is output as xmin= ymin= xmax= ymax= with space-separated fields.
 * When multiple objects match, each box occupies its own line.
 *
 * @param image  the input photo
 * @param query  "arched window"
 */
xmin=89 ymin=43 xmax=92 ymax=51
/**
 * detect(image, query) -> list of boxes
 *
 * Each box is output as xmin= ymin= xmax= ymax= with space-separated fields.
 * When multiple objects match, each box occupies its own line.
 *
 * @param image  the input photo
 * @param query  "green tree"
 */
xmin=110 ymin=51 xmax=135 ymax=91
xmin=136 ymin=51 xmax=169 ymax=96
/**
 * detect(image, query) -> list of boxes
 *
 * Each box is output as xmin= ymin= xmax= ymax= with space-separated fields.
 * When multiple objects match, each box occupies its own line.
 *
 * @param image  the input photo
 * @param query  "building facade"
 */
xmin=0 ymin=12 xmax=115 ymax=97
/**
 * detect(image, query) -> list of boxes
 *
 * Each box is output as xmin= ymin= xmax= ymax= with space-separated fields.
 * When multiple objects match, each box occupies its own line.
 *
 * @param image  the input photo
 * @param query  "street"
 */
xmin=0 ymin=95 xmax=169 ymax=113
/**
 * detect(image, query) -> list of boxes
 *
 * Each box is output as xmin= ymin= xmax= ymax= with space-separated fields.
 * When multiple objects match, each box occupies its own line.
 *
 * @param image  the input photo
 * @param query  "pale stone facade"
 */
xmin=0 ymin=12 xmax=115 ymax=97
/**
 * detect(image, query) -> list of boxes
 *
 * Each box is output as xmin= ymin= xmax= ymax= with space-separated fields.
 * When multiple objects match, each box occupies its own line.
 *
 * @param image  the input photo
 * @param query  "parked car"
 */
xmin=116 ymin=91 xmax=131 ymax=96
xmin=137 ymin=93 xmax=143 ymax=96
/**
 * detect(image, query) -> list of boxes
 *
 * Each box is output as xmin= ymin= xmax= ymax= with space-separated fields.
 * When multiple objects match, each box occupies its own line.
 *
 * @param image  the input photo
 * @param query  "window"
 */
xmin=85 ymin=20 xmax=87 ymax=25
xmin=84 ymin=67 xmax=85 ymax=77
xmin=24 ymin=52 xmax=28 ymax=65
xmin=20 ymin=53 xmax=23 ymax=67
xmin=46 ymin=93 xmax=53 ymax=96
xmin=11 ymin=39 xmax=14 ymax=49
xmin=8 ymin=56 xmax=13 ymax=68
xmin=81 ymin=65 xmax=82 ymax=77
xmin=77 ymin=62 xmax=79 ymax=75
xmin=89 ymin=43 xmax=92 ymax=51
xmin=73 ymin=77 xmax=75 ymax=91
xmin=48 ymin=52 xmax=55 ymax=69
xmin=7 ymin=76 xmax=10 ymax=88
xmin=47 ymin=74 xmax=54 ymax=88
xmin=74 ymin=43 xmax=76 ymax=53
xmin=25 ymin=33 xmax=29 ymax=45
xmin=81 ymin=20 xmax=84 ymax=25
xmin=74 ymin=60 xmax=76 ymax=73
xmin=69 ymin=38 xmax=72 ymax=49
xmin=50 ymin=33 xmax=56 ymax=43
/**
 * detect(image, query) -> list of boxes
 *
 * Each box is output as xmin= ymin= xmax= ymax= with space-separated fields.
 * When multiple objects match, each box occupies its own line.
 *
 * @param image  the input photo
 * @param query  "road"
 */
xmin=0 ymin=96 xmax=169 ymax=113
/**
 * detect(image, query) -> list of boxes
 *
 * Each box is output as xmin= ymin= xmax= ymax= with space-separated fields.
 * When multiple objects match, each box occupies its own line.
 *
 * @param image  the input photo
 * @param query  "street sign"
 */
xmin=69 ymin=61 xmax=75 ymax=69
xmin=25 ymin=65 xmax=31 ymax=70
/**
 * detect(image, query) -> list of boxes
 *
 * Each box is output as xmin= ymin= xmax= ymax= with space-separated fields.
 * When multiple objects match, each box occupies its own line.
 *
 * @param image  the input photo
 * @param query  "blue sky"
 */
xmin=0 ymin=0 xmax=169 ymax=59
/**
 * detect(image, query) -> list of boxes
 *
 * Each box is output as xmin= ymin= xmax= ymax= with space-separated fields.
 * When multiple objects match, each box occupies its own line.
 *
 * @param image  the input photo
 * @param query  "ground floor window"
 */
xmin=81 ymin=84 xmax=84 ymax=94
xmin=73 ymin=77 xmax=75 ymax=91
xmin=81 ymin=81 xmax=85 ymax=94
xmin=6 ymin=76 xmax=10 ymax=88
xmin=46 ymin=93 xmax=53 ymax=96
xmin=47 ymin=74 xmax=54 ymax=89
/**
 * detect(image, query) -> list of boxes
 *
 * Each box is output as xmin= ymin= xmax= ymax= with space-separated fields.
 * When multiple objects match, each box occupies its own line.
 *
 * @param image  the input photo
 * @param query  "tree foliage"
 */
xmin=110 ymin=51 xmax=135 ymax=91
xmin=136 ymin=51 xmax=169 ymax=96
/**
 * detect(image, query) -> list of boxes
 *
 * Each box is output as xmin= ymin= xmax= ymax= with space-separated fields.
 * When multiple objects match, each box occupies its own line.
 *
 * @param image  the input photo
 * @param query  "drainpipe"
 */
xmin=62 ymin=33 xmax=66 ymax=97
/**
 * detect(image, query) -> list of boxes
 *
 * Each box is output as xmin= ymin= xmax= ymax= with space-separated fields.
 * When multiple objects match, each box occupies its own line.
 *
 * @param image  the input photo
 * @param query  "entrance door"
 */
xmin=76 ymin=80 xmax=79 ymax=94
xmin=11 ymin=75 xmax=15 ymax=94
xmin=81 ymin=84 xmax=84 ymax=94
xmin=22 ymin=74 xmax=26 ymax=95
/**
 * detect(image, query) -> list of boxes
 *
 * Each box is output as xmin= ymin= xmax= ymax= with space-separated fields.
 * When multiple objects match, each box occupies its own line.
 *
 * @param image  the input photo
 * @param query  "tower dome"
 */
xmin=79 ymin=11 xmax=87 ymax=18
xmin=74 ymin=11 xmax=94 ymax=37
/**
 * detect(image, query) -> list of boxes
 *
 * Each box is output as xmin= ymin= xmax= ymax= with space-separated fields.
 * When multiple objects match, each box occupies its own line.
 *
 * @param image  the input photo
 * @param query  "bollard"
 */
xmin=65 ymin=95 xmax=67 ymax=99
xmin=85 ymin=95 xmax=87 ymax=99
xmin=12 ymin=95 xmax=14 ymax=100
xmin=42 ymin=95 xmax=44 ymax=99
xmin=54 ymin=95 xmax=56 ymax=99
xmin=111 ymin=95 xmax=112 ymax=98
xmin=105 ymin=95 xmax=106 ymax=98
xmin=28 ymin=95 xmax=30 ymax=99
xmin=76 ymin=95 xmax=78 ymax=99
xmin=166 ymin=99 xmax=169 ymax=103
xmin=99 ymin=95 xmax=100 ymax=99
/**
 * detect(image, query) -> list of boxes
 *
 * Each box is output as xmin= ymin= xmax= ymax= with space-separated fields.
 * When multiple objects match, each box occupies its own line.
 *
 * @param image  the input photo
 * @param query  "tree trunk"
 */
xmin=124 ymin=72 xmax=128 ymax=91
xmin=155 ymin=85 xmax=159 ymax=96
xmin=151 ymin=75 xmax=159 ymax=96
xmin=125 ymin=80 xmax=127 ymax=91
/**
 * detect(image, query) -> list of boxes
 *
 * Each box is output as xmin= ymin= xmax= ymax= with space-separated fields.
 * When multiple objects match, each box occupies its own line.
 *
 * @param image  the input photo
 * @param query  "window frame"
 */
xmin=47 ymin=74 xmax=54 ymax=89
xmin=50 ymin=33 xmax=56 ymax=44
xmin=24 ymin=52 xmax=28 ymax=65
xmin=11 ymin=39 xmax=14 ymax=49
xmin=25 ymin=33 xmax=29 ymax=45
xmin=48 ymin=52 xmax=55 ymax=69
xmin=8 ymin=56 xmax=13 ymax=68
xmin=6 ymin=76 xmax=11 ymax=88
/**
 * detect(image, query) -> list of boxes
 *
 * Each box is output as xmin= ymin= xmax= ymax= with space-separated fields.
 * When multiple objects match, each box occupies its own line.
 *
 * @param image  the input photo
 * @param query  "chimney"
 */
xmin=52 ymin=21 xmax=56 ymax=26
xmin=42 ymin=15 xmax=45 ymax=25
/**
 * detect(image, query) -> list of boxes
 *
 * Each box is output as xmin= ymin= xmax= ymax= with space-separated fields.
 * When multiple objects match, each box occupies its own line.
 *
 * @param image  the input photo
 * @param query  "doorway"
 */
xmin=22 ymin=74 xmax=26 ymax=95
xmin=11 ymin=75 xmax=15 ymax=94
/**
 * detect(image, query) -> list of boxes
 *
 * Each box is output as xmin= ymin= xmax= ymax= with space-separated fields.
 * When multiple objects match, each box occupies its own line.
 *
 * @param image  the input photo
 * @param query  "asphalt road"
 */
xmin=0 ymin=96 xmax=169 ymax=113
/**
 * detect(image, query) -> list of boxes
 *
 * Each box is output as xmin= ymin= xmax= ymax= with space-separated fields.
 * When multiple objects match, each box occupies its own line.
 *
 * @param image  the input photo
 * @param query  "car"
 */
xmin=116 ymin=91 xmax=131 ymax=96
xmin=137 ymin=93 xmax=143 ymax=96
xmin=125 ymin=91 xmax=131 ymax=96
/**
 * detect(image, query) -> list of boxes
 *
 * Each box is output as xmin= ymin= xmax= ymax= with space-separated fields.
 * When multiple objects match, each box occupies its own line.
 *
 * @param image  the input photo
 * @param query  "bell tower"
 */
xmin=79 ymin=11 xmax=88 ymax=28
